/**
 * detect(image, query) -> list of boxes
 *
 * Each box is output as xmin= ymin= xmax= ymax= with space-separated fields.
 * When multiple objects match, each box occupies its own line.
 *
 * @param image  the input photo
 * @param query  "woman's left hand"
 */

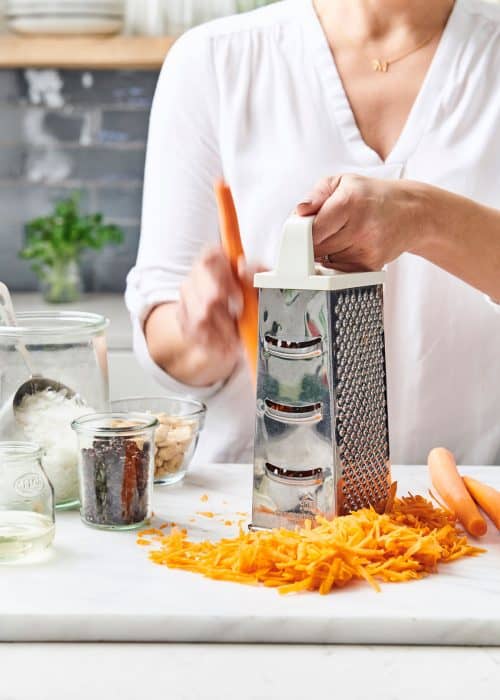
xmin=296 ymin=174 xmax=424 ymax=272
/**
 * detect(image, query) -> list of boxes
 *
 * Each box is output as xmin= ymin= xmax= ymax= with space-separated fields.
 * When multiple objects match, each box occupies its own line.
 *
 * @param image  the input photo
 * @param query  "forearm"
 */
xmin=144 ymin=302 xmax=233 ymax=388
xmin=410 ymin=183 xmax=500 ymax=300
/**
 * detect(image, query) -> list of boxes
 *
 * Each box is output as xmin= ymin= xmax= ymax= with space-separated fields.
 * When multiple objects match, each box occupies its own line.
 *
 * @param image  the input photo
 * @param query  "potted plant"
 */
xmin=20 ymin=193 xmax=124 ymax=303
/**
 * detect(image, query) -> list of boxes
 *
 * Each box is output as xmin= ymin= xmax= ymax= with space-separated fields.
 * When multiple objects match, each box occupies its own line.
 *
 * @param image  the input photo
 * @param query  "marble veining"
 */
xmin=2 ymin=464 xmax=500 ymax=644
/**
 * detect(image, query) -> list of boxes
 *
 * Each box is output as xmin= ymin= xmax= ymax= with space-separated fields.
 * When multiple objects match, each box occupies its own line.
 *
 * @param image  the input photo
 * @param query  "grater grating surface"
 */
xmin=332 ymin=285 xmax=390 ymax=515
xmin=251 ymin=215 xmax=390 ymax=530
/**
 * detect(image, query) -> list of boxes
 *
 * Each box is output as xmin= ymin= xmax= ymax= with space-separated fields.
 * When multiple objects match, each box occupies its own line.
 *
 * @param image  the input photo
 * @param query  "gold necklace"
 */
xmin=370 ymin=28 xmax=441 ymax=73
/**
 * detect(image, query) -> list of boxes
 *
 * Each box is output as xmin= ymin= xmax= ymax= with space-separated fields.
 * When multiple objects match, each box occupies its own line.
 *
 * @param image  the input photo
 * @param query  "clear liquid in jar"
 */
xmin=0 ymin=511 xmax=55 ymax=562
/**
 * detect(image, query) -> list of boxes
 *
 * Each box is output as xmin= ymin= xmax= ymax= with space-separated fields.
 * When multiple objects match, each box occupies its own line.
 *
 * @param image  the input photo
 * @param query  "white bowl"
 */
xmin=7 ymin=16 xmax=124 ymax=35
xmin=6 ymin=0 xmax=124 ymax=34
xmin=7 ymin=0 xmax=123 ymax=9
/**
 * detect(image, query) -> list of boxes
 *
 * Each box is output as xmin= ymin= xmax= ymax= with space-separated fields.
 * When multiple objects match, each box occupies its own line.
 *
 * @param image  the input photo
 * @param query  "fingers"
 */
xmin=312 ymin=182 xmax=353 ymax=246
xmin=179 ymin=246 xmax=242 ymax=349
xmin=201 ymin=247 xmax=244 ymax=311
xmin=313 ymin=225 xmax=353 ymax=259
xmin=317 ymin=243 xmax=381 ymax=272
xmin=319 ymin=254 xmax=374 ymax=273
xmin=296 ymin=175 xmax=342 ymax=216
xmin=296 ymin=176 xmax=351 ymax=248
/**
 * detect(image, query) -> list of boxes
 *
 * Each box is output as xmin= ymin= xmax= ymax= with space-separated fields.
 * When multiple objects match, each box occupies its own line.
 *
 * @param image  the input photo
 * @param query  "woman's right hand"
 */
xmin=145 ymin=246 xmax=261 ymax=388
xmin=176 ymin=246 xmax=243 ymax=383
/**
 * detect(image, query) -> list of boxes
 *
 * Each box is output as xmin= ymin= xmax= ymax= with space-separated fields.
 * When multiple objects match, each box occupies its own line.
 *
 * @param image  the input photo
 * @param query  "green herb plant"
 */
xmin=20 ymin=193 xmax=124 ymax=303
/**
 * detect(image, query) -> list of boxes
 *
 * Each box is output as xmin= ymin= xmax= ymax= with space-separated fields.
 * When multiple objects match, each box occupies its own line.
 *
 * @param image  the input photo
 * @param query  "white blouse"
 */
xmin=126 ymin=0 xmax=500 ymax=465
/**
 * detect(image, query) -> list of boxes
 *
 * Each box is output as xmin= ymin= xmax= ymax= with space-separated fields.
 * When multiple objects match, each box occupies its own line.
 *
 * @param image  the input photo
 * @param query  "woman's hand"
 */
xmin=297 ymin=173 xmax=500 ymax=300
xmin=177 ymin=246 xmax=243 ymax=370
xmin=145 ymin=247 xmax=263 ymax=388
xmin=296 ymin=174 xmax=423 ymax=271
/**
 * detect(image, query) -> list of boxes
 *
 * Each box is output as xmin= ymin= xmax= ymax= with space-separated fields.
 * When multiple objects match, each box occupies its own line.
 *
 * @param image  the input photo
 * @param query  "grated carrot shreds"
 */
xmin=224 ymin=520 xmax=234 ymax=527
xmin=136 ymin=539 xmax=151 ymax=546
xmin=141 ymin=495 xmax=485 ymax=595
xmin=138 ymin=528 xmax=164 ymax=537
xmin=197 ymin=511 xmax=215 ymax=518
xmin=200 ymin=494 xmax=209 ymax=503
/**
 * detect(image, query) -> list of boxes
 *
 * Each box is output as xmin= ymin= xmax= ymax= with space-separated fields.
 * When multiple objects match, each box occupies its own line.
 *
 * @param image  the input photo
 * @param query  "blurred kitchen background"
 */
xmin=0 ymin=0 xmax=498 ymax=296
xmin=0 ymin=0 xmax=496 ymax=396
xmin=0 ymin=0 xmax=276 ymax=294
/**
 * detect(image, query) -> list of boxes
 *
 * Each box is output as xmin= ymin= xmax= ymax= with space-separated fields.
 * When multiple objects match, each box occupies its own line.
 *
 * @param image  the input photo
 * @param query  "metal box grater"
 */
xmin=251 ymin=216 xmax=391 ymax=531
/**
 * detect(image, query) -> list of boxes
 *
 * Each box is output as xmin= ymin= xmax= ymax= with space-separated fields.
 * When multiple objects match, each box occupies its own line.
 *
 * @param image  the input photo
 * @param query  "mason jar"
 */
xmin=0 ymin=312 xmax=109 ymax=509
xmin=0 ymin=441 xmax=55 ymax=563
xmin=72 ymin=412 xmax=158 ymax=531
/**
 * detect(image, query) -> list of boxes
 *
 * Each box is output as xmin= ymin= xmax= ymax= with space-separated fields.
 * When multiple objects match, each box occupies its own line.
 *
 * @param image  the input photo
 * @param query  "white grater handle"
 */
xmin=274 ymin=215 xmax=316 ymax=280
xmin=254 ymin=215 xmax=385 ymax=291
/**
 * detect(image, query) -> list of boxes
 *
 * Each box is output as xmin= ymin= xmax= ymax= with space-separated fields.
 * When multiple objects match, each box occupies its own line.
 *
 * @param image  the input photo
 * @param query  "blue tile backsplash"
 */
xmin=0 ymin=68 xmax=157 ymax=292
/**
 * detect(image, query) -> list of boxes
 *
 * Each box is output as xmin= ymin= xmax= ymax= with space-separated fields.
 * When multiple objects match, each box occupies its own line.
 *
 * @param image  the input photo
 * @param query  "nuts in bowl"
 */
xmin=110 ymin=397 xmax=206 ymax=485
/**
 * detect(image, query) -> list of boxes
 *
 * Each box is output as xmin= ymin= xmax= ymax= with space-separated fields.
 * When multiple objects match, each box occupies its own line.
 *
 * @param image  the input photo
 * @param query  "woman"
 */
xmin=126 ymin=0 xmax=500 ymax=465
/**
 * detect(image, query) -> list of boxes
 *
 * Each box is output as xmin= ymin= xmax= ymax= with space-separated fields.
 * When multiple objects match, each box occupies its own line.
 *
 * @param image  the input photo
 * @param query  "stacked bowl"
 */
xmin=6 ymin=0 xmax=125 ymax=35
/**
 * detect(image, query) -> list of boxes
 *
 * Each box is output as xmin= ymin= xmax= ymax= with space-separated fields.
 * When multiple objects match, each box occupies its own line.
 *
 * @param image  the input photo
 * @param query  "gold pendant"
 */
xmin=372 ymin=59 xmax=389 ymax=73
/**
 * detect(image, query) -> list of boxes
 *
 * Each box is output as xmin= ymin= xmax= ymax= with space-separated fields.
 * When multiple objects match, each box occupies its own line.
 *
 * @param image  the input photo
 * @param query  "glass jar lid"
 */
xmin=0 ymin=311 xmax=109 ymax=341
xmin=72 ymin=412 xmax=159 ymax=438
xmin=0 ymin=441 xmax=43 ymax=461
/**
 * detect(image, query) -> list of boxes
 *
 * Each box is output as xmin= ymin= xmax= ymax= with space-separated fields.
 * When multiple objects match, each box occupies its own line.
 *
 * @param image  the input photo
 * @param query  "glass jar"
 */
xmin=0 ymin=442 xmax=55 ymax=563
xmin=72 ymin=412 xmax=158 ymax=531
xmin=39 ymin=259 xmax=83 ymax=304
xmin=0 ymin=312 xmax=109 ymax=510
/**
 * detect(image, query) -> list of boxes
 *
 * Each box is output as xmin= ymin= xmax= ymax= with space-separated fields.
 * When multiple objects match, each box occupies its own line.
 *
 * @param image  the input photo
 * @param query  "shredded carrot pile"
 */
xmin=140 ymin=495 xmax=484 ymax=594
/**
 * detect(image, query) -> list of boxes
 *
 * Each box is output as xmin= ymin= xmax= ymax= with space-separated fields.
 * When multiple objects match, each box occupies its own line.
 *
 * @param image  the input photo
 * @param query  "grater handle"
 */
xmin=254 ymin=215 xmax=385 ymax=290
xmin=274 ymin=215 xmax=315 ymax=280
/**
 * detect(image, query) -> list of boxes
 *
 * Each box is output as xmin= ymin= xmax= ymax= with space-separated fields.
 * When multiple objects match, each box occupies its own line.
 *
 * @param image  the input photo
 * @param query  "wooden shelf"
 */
xmin=0 ymin=35 xmax=176 ymax=70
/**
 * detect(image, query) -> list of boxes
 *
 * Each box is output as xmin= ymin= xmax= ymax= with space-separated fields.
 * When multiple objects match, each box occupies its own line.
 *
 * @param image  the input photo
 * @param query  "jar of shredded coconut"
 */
xmin=15 ymin=389 xmax=94 ymax=505
xmin=0 ymin=311 xmax=109 ymax=509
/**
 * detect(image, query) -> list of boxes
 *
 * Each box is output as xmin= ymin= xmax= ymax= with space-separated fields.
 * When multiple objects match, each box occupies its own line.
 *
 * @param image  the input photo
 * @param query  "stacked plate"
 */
xmin=6 ymin=0 xmax=125 ymax=35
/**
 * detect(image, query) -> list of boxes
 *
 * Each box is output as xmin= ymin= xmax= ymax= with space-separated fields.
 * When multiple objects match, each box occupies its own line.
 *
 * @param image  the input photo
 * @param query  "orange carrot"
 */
xmin=141 ymin=494 xmax=484 ymax=595
xmin=214 ymin=180 xmax=259 ymax=382
xmin=428 ymin=447 xmax=487 ymax=537
xmin=463 ymin=476 xmax=500 ymax=530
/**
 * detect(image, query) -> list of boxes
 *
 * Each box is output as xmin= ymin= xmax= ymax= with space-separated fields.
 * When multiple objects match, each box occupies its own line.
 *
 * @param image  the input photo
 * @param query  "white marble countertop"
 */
xmin=2 ymin=463 xmax=500 ymax=700
xmin=13 ymin=292 xmax=132 ymax=350
xmin=2 ymin=464 xmax=500 ymax=646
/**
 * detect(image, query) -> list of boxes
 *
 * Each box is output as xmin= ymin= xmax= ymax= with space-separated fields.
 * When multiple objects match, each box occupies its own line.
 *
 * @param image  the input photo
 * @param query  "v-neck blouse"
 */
xmin=126 ymin=0 xmax=500 ymax=465
xmin=300 ymin=0 xmax=469 ymax=168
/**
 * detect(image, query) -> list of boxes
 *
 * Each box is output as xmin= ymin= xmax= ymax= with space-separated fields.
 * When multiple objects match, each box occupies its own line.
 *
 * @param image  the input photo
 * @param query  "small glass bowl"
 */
xmin=111 ymin=397 xmax=206 ymax=485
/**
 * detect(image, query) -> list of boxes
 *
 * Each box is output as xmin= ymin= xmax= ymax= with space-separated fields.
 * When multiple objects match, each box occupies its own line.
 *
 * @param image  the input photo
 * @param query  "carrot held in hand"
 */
xmin=463 ymin=476 xmax=500 ymax=530
xmin=214 ymin=180 xmax=259 ymax=383
xmin=428 ymin=447 xmax=487 ymax=537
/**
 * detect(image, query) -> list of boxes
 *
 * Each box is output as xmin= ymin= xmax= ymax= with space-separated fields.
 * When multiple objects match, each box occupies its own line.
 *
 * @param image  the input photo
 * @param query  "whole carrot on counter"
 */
xmin=428 ymin=447 xmax=487 ymax=537
xmin=463 ymin=476 xmax=500 ymax=531
xmin=214 ymin=180 xmax=259 ymax=383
